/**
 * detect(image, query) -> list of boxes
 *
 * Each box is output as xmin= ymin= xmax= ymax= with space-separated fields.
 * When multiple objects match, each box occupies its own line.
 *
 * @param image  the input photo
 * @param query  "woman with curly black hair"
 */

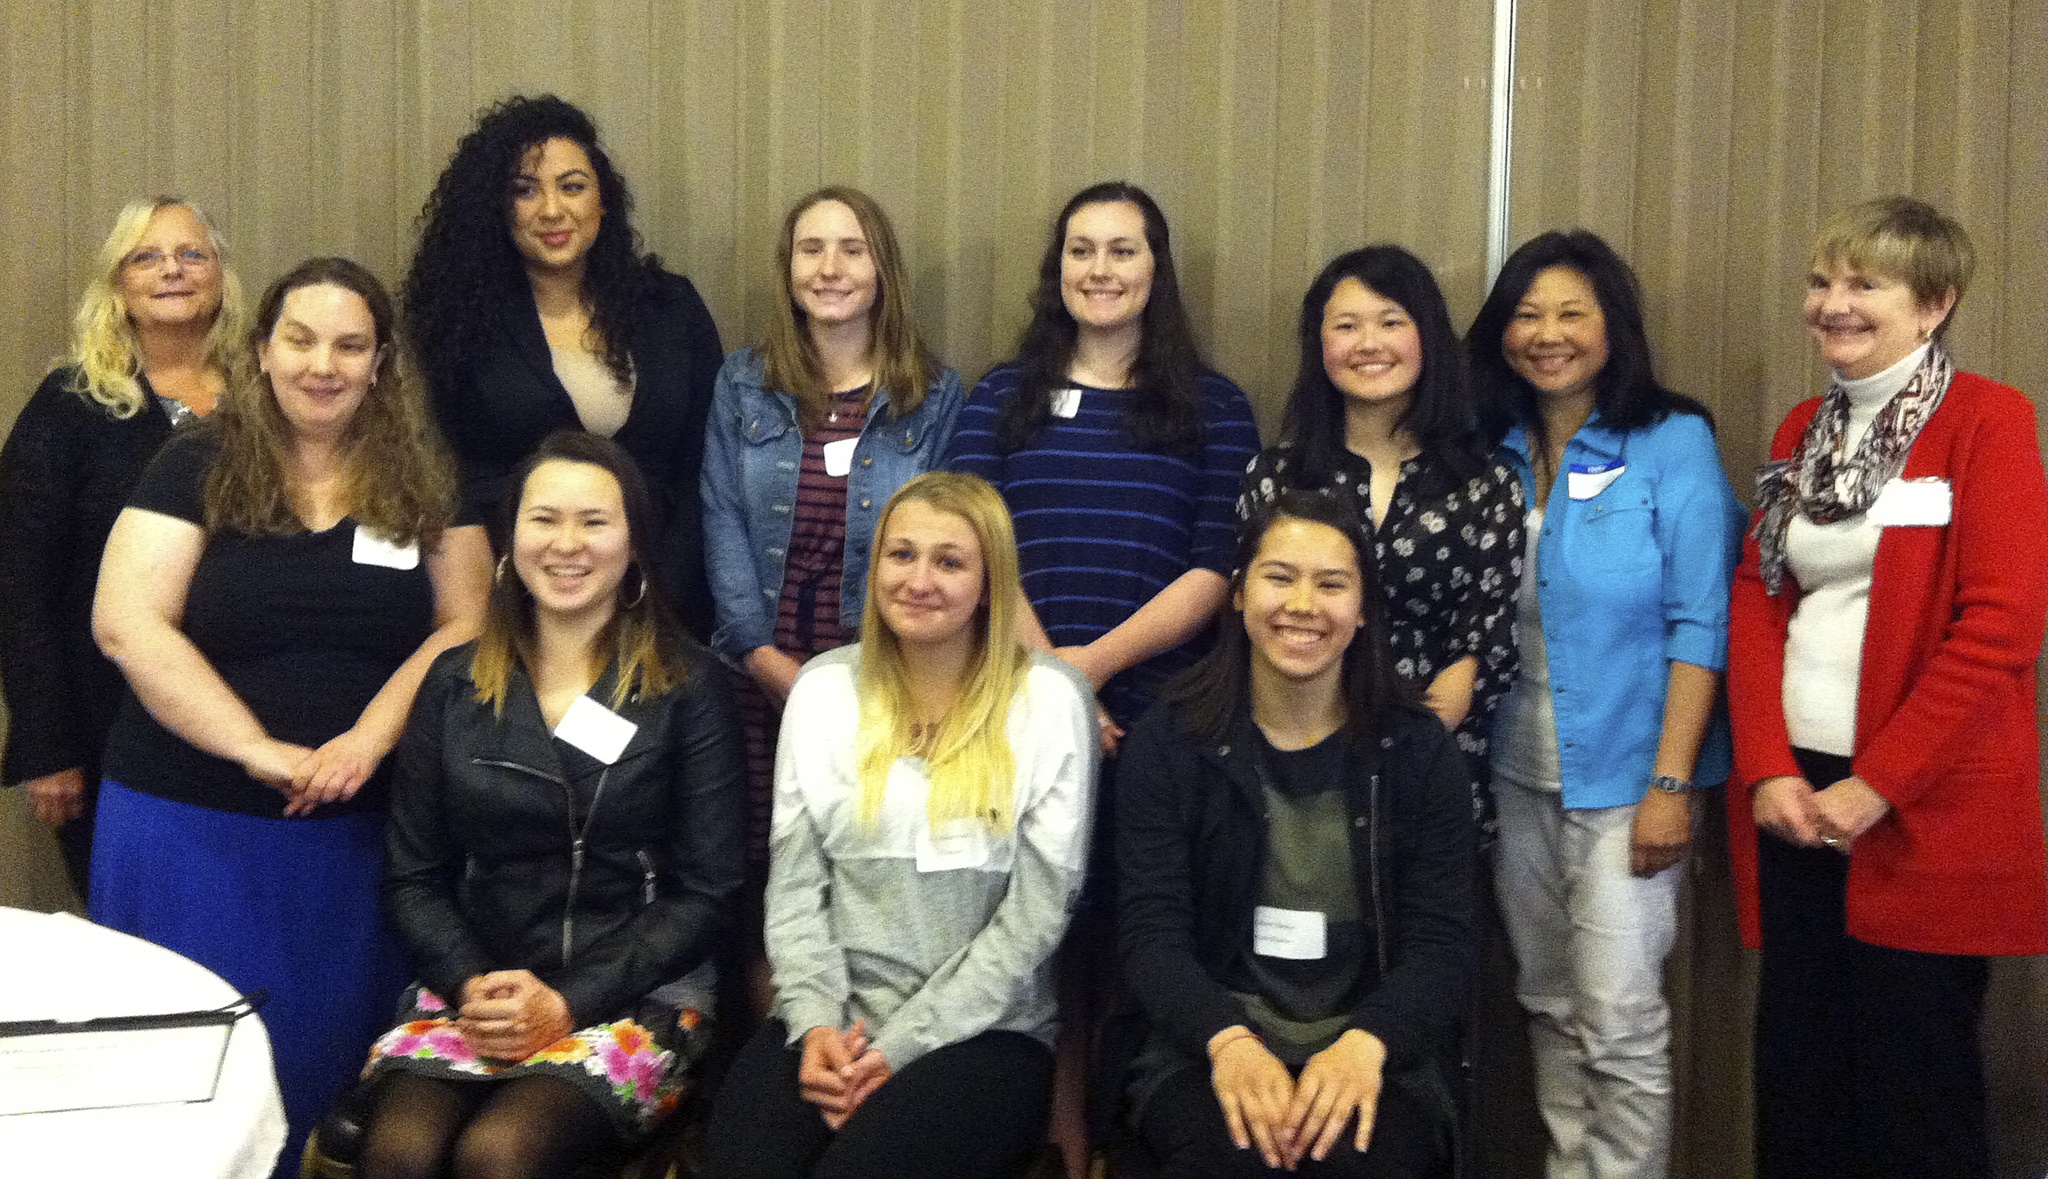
xmin=405 ymin=94 xmax=724 ymax=637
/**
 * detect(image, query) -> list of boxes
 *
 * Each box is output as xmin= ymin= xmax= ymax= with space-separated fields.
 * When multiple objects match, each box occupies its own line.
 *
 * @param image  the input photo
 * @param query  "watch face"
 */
xmin=1650 ymin=775 xmax=1692 ymax=794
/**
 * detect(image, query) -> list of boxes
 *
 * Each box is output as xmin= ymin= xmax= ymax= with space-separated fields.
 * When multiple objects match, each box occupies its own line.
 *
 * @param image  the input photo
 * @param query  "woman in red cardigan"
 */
xmin=1728 ymin=196 xmax=2048 ymax=1179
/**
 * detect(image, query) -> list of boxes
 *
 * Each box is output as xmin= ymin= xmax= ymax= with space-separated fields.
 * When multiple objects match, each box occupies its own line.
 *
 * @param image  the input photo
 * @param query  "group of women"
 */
xmin=0 ymin=89 xmax=2040 ymax=1179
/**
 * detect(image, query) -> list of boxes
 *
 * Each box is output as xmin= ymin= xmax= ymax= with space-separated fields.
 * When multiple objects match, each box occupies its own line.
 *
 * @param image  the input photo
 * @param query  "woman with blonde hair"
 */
xmin=700 ymin=185 xmax=962 ymax=1006
xmin=700 ymin=471 xmax=1095 ymax=1179
xmin=0 ymin=196 xmax=244 ymax=895
xmin=91 ymin=257 xmax=493 ymax=1167
xmin=1730 ymin=196 xmax=2048 ymax=1178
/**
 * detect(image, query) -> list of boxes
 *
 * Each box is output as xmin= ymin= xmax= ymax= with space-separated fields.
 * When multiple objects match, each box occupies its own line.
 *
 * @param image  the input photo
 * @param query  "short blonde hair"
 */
xmin=1811 ymin=196 xmax=1975 ymax=338
xmin=70 ymin=197 xmax=247 ymax=417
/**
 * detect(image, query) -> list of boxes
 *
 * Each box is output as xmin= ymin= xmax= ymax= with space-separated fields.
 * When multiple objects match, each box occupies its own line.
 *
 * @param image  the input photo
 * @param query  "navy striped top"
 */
xmin=945 ymin=364 xmax=1260 ymax=723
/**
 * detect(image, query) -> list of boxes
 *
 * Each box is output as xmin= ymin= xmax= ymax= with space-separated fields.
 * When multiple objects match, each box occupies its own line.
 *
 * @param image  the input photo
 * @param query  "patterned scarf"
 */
xmin=1752 ymin=343 xmax=1953 ymax=595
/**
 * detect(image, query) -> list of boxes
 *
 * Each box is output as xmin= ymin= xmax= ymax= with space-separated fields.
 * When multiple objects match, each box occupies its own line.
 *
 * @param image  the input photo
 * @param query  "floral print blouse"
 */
xmin=1240 ymin=446 xmax=1525 ymax=807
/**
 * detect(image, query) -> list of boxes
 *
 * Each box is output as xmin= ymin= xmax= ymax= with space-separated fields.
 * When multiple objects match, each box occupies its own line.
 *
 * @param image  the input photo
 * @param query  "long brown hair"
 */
xmin=761 ymin=186 xmax=937 ymax=429
xmin=205 ymin=257 xmax=456 ymax=548
xmin=470 ymin=431 xmax=690 ymax=713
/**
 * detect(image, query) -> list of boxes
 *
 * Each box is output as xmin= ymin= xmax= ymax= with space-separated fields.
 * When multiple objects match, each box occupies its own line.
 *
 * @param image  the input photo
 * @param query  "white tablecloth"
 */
xmin=0 ymin=907 xmax=286 ymax=1178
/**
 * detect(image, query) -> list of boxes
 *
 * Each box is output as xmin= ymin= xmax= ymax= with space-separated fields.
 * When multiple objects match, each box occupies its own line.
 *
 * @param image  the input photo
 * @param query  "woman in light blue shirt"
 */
xmin=1468 ymin=230 xmax=1740 ymax=1179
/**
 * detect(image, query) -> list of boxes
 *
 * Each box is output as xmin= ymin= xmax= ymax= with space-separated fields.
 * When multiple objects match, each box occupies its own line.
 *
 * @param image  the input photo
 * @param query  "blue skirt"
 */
xmin=90 ymin=781 xmax=407 ymax=1177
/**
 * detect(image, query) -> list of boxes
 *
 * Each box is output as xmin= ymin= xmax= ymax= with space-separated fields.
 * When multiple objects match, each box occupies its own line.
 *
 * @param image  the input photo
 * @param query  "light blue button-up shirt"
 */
xmin=1496 ymin=410 xmax=1743 ymax=809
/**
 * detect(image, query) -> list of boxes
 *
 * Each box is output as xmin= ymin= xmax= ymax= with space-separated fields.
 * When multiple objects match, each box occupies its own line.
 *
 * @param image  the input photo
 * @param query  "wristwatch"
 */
xmin=1648 ymin=774 xmax=1694 ymax=795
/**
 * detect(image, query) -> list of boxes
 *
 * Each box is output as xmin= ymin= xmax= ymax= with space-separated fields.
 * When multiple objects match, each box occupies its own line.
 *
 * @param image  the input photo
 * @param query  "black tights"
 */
xmin=359 ymin=1071 xmax=617 ymax=1179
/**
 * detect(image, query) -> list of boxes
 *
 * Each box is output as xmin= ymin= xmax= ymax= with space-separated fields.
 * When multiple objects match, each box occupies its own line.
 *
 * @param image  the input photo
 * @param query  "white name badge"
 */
xmin=1049 ymin=388 xmax=1083 ymax=419
xmin=1252 ymin=905 xmax=1327 ymax=960
xmin=1566 ymin=463 xmax=1625 ymax=501
xmin=916 ymin=817 xmax=990 ymax=873
xmin=553 ymin=695 xmax=638 ymax=765
xmin=822 ymin=436 xmax=859 ymax=478
xmin=352 ymin=525 xmax=420 ymax=570
xmin=1868 ymin=477 xmax=1952 ymax=527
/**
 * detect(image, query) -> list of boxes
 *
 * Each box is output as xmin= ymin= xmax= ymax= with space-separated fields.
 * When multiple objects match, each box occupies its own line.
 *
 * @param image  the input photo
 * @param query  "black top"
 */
xmin=0 ymin=368 xmax=178 ymax=787
xmin=1238 ymin=731 xmax=1369 ymax=1063
xmin=99 ymin=428 xmax=441 ymax=817
xmin=423 ymin=269 xmax=723 ymax=639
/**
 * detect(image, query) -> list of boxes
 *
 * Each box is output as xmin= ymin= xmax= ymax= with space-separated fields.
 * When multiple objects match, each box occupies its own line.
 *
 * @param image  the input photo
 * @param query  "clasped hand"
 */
xmin=799 ymin=1021 xmax=891 ymax=1130
xmin=241 ymin=727 xmax=385 ymax=816
xmin=1753 ymin=773 xmax=1889 ymax=851
xmin=455 ymin=970 xmax=574 ymax=1062
xmin=1210 ymin=1027 xmax=1386 ymax=1170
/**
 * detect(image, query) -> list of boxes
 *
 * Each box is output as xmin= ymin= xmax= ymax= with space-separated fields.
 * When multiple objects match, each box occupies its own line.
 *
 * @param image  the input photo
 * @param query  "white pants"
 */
xmin=1492 ymin=782 xmax=1680 ymax=1179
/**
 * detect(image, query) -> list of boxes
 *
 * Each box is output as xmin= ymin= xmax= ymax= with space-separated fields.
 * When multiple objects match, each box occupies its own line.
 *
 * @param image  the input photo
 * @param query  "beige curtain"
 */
xmin=1 ymin=1 xmax=2042 ymax=1174
xmin=1507 ymin=1 xmax=2048 ymax=1175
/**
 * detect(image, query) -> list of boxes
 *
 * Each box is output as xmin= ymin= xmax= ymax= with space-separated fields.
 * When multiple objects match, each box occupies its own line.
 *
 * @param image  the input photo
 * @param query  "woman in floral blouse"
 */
xmin=1241 ymin=245 xmax=1522 ymax=818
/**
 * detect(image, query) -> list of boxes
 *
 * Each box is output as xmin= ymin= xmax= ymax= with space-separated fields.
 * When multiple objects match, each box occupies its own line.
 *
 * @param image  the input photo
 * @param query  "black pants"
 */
xmin=700 ymin=1018 xmax=1054 ymax=1179
xmin=1753 ymin=748 xmax=1991 ymax=1179
xmin=1136 ymin=1062 xmax=1447 ymax=1179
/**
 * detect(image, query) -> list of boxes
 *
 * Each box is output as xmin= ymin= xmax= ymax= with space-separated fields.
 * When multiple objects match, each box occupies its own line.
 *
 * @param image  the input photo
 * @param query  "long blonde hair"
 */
xmin=761 ymin=186 xmax=938 ymax=430
xmin=68 ymin=196 xmax=247 ymax=418
xmin=206 ymin=258 xmax=455 ymax=548
xmin=855 ymin=472 xmax=1031 ymax=832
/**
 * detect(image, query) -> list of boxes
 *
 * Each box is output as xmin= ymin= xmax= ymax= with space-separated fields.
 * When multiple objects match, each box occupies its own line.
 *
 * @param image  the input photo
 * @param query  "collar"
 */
xmin=471 ymin=656 xmax=650 ymax=777
xmin=1503 ymin=410 xmax=1628 ymax=466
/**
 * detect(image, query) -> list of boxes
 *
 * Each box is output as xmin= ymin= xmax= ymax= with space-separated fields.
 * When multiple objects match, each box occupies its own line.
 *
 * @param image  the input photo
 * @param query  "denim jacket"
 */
xmin=1497 ymin=410 xmax=1742 ymax=808
xmin=700 ymin=348 xmax=963 ymax=660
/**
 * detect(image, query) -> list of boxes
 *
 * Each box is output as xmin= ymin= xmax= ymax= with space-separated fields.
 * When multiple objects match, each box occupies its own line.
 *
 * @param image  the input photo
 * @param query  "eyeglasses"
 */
xmin=124 ymin=247 xmax=216 ymax=271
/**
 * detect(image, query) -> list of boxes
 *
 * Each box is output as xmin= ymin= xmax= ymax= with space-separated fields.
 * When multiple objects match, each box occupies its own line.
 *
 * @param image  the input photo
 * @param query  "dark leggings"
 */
xmin=359 ymin=1071 xmax=617 ymax=1179
xmin=1753 ymin=748 xmax=1991 ymax=1179
xmin=1136 ymin=1062 xmax=1447 ymax=1179
xmin=700 ymin=1019 xmax=1054 ymax=1179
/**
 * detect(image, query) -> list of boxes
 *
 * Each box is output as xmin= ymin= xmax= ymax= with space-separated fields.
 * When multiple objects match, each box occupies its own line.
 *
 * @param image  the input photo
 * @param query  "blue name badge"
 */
xmin=1566 ymin=462 xmax=1625 ymax=500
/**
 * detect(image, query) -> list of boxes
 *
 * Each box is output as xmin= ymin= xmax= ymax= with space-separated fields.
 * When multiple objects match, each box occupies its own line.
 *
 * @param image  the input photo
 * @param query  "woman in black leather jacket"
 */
xmin=1113 ymin=491 xmax=1475 ymax=1178
xmin=359 ymin=432 xmax=743 ymax=1179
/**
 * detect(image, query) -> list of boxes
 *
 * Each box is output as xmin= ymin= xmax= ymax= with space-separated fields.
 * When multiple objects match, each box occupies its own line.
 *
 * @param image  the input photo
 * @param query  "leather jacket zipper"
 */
xmin=470 ymin=756 xmax=609 ymax=968
xmin=637 ymin=850 xmax=657 ymax=905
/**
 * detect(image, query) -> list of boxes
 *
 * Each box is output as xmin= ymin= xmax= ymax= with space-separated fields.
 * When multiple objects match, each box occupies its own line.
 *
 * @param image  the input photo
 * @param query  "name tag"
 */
xmin=1252 ymin=905 xmax=1327 ymax=960
xmin=351 ymin=526 xmax=420 ymax=570
xmin=1566 ymin=463 xmax=1625 ymax=501
xmin=916 ymin=817 xmax=990 ymax=872
xmin=1049 ymin=388 xmax=1083 ymax=419
xmin=822 ymin=437 xmax=858 ymax=478
xmin=1868 ymin=477 xmax=1951 ymax=526
xmin=553 ymin=695 xmax=638 ymax=765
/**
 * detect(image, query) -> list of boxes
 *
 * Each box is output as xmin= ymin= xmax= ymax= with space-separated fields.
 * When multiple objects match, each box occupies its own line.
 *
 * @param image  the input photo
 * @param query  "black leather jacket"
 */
xmin=384 ymin=642 xmax=744 ymax=1025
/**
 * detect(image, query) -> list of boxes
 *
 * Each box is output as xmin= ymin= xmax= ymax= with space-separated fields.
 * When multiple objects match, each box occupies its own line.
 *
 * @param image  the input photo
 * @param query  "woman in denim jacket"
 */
xmin=1467 ymin=231 xmax=1742 ymax=1179
xmin=700 ymin=187 xmax=962 ymax=1008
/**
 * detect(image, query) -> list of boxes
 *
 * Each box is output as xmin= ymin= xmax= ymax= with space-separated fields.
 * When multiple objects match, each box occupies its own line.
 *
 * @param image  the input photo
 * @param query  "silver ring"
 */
xmin=1821 ymin=836 xmax=1840 ymax=848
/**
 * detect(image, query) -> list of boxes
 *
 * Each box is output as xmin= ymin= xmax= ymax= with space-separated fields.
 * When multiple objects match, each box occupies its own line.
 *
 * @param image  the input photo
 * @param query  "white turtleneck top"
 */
xmin=1782 ymin=344 xmax=1929 ymax=756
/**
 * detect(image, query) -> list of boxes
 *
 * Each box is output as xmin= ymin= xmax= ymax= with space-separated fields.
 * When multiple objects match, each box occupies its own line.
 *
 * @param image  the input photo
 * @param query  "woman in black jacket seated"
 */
xmin=360 ymin=432 xmax=744 ymax=1179
xmin=404 ymin=95 xmax=725 ymax=637
xmin=1115 ymin=491 xmax=1475 ymax=1178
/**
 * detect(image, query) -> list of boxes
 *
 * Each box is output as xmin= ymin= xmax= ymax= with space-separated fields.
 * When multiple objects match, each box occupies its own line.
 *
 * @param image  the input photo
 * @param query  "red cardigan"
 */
xmin=1727 ymin=370 xmax=2048 ymax=956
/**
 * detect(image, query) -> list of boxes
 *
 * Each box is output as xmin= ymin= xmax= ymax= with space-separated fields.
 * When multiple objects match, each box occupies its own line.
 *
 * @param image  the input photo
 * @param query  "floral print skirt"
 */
xmin=360 ymin=984 xmax=705 ymax=1136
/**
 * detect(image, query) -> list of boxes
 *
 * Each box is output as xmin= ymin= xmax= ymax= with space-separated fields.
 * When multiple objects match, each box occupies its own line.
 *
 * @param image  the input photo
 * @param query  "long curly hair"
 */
xmin=69 ymin=196 xmax=247 ymax=418
xmin=993 ymin=181 xmax=1207 ymax=455
xmin=206 ymin=257 xmax=456 ymax=548
xmin=761 ymin=186 xmax=938 ymax=429
xmin=403 ymin=95 xmax=659 ymax=397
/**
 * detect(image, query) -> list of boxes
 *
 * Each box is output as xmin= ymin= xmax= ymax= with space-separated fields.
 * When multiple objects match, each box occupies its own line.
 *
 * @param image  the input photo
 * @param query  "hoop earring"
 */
xmin=494 ymin=553 xmax=509 ymax=584
xmin=621 ymin=567 xmax=647 ymax=610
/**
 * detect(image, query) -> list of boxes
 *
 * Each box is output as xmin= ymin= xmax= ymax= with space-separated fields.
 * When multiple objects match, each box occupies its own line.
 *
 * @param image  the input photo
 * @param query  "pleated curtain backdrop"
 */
xmin=2 ymin=2 xmax=2043 ymax=1175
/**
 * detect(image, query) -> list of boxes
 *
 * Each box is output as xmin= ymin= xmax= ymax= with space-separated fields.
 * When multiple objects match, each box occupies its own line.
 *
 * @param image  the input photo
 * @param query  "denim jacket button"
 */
xmin=859 ymin=498 xmax=871 ymax=509
xmin=861 ymin=456 xmax=873 ymax=467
